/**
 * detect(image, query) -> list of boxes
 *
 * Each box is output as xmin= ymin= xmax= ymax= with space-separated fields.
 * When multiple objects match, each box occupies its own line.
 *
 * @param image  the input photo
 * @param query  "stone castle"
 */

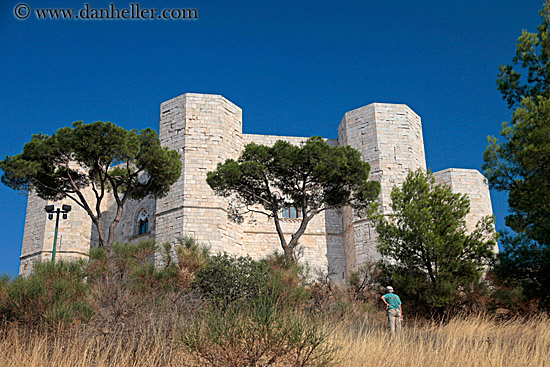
xmin=19 ymin=93 xmax=494 ymax=278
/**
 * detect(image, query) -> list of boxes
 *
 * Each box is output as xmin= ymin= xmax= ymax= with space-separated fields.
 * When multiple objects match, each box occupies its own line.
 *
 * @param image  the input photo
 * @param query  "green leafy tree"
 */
xmin=0 ymin=121 xmax=181 ymax=252
xmin=376 ymin=170 xmax=497 ymax=314
xmin=484 ymin=97 xmax=550 ymax=245
xmin=206 ymin=136 xmax=380 ymax=261
xmin=484 ymin=0 xmax=550 ymax=245
xmin=483 ymin=1 xmax=550 ymax=307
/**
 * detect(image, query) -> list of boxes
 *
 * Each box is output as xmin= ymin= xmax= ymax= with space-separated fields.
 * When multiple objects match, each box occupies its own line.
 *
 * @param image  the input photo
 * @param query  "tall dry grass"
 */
xmin=0 ymin=325 xmax=192 ymax=367
xmin=333 ymin=314 xmax=550 ymax=367
xmin=1 ymin=314 xmax=548 ymax=366
xmin=0 ymin=276 xmax=201 ymax=366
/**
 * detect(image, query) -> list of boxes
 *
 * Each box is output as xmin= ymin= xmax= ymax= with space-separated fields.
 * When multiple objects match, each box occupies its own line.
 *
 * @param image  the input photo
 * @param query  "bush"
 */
xmin=0 ymin=261 xmax=92 ymax=329
xmin=0 ymin=274 xmax=8 ymax=297
xmin=193 ymin=253 xmax=269 ymax=308
xmin=347 ymin=261 xmax=384 ymax=301
xmin=111 ymin=240 xmax=157 ymax=279
xmin=86 ymin=239 xmax=206 ymax=335
xmin=263 ymin=252 xmax=311 ymax=306
xmin=88 ymin=246 xmax=110 ymax=280
xmin=173 ymin=236 xmax=210 ymax=289
xmin=181 ymin=294 xmax=337 ymax=367
xmin=0 ymin=274 xmax=9 ymax=323
xmin=90 ymin=240 xmax=182 ymax=293
xmin=175 ymin=236 xmax=210 ymax=271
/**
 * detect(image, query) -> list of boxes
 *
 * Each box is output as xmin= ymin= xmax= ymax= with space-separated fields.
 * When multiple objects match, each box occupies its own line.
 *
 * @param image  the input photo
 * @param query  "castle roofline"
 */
xmin=433 ymin=168 xmax=485 ymax=176
xmin=433 ymin=168 xmax=490 ymax=187
xmin=337 ymin=102 xmax=420 ymax=138
xmin=160 ymin=92 xmax=242 ymax=110
xmin=343 ymin=102 xmax=417 ymax=117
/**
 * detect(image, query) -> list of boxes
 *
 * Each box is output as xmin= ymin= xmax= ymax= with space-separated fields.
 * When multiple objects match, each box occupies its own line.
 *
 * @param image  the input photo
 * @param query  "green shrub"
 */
xmin=93 ymin=240 xmax=185 ymax=293
xmin=111 ymin=239 xmax=157 ymax=278
xmin=130 ymin=262 xmax=182 ymax=293
xmin=0 ymin=274 xmax=9 ymax=322
xmin=193 ymin=253 xmax=269 ymax=308
xmin=175 ymin=236 xmax=210 ymax=273
xmin=160 ymin=236 xmax=210 ymax=290
xmin=89 ymin=239 xmax=209 ymax=294
xmin=0 ymin=261 xmax=92 ymax=329
xmin=263 ymin=252 xmax=311 ymax=306
xmin=0 ymin=274 xmax=9 ymax=295
xmin=181 ymin=294 xmax=337 ymax=367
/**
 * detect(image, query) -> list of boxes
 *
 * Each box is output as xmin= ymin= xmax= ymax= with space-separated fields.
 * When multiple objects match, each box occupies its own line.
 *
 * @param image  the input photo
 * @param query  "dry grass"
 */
xmin=0 ymin=280 xmax=201 ymax=367
xmin=0 ymin=323 xmax=192 ymax=367
xmin=1 ymin=314 xmax=548 ymax=366
xmin=333 ymin=314 xmax=550 ymax=367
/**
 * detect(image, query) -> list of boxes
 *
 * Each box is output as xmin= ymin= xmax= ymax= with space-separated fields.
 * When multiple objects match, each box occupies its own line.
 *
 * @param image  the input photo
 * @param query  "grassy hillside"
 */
xmin=1 ymin=315 xmax=548 ymax=366
xmin=1 ymin=240 xmax=548 ymax=366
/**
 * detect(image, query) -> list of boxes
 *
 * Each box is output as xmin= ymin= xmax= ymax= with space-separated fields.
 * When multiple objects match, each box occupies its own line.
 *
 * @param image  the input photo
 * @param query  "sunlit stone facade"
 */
xmin=19 ymin=93 xmax=494 ymax=279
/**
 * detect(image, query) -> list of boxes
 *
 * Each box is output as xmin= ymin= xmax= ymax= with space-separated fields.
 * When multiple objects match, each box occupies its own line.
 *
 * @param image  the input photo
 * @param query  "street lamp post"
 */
xmin=44 ymin=204 xmax=72 ymax=264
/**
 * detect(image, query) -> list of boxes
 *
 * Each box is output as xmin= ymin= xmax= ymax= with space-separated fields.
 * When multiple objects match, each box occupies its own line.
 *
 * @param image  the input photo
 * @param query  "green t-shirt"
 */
xmin=383 ymin=293 xmax=401 ymax=310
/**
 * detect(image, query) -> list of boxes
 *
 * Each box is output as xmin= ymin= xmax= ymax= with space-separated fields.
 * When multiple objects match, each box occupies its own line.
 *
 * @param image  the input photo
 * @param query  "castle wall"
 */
xmin=243 ymin=134 xmax=338 ymax=147
xmin=19 ymin=193 xmax=48 ymax=275
xmin=19 ymin=188 xmax=106 ymax=276
xmin=337 ymin=103 xmax=427 ymax=271
xmin=111 ymin=196 xmax=156 ymax=243
xmin=18 ymin=93 xmax=496 ymax=280
xmin=154 ymin=93 xmax=244 ymax=256
xmin=433 ymin=168 xmax=497 ymax=251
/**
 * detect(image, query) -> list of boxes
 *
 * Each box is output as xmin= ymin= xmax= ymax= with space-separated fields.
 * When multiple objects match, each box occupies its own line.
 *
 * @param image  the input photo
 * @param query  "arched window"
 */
xmin=136 ymin=209 xmax=149 ymax=235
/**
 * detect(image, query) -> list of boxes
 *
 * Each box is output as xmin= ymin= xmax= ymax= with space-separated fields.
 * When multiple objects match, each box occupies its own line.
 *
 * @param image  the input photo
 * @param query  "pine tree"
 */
xmin=376 ymin=170 xmax=497 ymax=314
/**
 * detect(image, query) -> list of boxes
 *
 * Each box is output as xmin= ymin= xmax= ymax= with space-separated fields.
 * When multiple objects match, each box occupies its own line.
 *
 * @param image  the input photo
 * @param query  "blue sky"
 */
xmin=0 ymin=0 xmax=543 ymax=276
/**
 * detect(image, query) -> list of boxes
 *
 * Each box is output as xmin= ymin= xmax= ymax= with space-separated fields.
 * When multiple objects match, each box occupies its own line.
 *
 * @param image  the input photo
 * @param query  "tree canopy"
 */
xmin=376 ymin=170 xmax=497 ymax=314
xmin=496 ymin=1 xmax=550 ymax=110
xmin=0 ymin=121 xmax=182 ymax=251
xmin=484 ymin=1 xmax=550 ymax=245
xmin=206 ymin=136 xmax=380 ymax=261
xmin=483 ymin=1 xmax=550 ymax=308
xmin=484 ymin=98 xmax=550 ymax=245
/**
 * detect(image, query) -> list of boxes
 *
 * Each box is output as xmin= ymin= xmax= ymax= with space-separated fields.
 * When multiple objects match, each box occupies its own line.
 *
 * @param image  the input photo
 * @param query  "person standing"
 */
xmin=381 ymin=286 xmax=402 ymax=335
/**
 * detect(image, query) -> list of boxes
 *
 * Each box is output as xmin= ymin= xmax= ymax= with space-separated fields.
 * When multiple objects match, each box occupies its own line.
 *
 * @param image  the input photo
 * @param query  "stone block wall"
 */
xmin=19 ymin=93 xmax=495 ymax=280
xmin=433 ymin=168 xmax=497 ymax=251
xmin=19 ymin=193 xmax=48 ymax=275
xmin=20 ymin=186 xmax=111 ymax=276
xmin=112 ymin=196 xmax=156 ymax=243
xmin=337 ymin=103 xmax=427 ymax=271
xmin=154 ymin=93 xmax=244 ymax=256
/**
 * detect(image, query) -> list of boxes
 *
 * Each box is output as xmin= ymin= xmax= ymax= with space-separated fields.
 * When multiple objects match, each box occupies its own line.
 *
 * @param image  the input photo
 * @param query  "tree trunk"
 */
xmin=286 ymin=215 xmax=312 ymax=261
xmin=283 ymin=245 xmax=295 ymax=262
xmin=272 ymin=214 xmax=294 ymax=261
xmin=93 ymin=218 xmax=108 ymax=250
xmin=106 ymin=203 xmax=125 ymax=252
xmin=275 ymin=213 xmax=314 ymax=263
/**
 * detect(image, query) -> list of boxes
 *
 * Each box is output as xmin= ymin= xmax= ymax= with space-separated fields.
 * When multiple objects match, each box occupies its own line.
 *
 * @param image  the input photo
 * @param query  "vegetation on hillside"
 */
xmin=483 ymin=0 xmax=550 ymax=309
xmin=0 ymin=238 xmax=548 ymax=366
